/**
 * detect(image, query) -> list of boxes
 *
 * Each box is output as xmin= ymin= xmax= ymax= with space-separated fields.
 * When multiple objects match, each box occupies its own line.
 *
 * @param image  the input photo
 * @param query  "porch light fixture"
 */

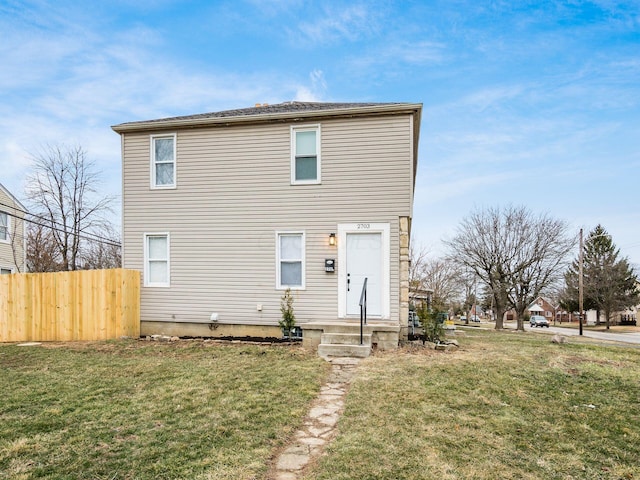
xmin=329 ymin=233 xmax=336 ymax=246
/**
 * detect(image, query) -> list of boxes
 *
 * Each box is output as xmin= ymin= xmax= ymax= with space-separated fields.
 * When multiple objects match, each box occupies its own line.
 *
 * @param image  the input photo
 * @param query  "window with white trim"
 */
xmin=0 ymin=212 xmax=8 ymax=242
xmin=277 ymin=232 xmax=305 ymax=289
xmin=291 ymin=125 xmax=320 ymax=184
xmin=1 ymin=268 xmax=12 ymax=274
xmin=151 ymin=134 xmax=176 ymax=188
xmin=144 ymin=233 xmax=170 ymax=287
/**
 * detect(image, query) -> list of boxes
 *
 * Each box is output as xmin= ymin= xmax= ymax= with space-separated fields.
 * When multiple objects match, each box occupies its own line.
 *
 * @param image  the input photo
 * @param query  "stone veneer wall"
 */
xmin=399 ymin=216 xmax=410 ymax=339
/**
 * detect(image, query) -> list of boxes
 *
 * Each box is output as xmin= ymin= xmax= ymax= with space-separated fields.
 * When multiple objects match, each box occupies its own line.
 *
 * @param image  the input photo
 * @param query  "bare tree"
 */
xmin=26 ymin=222 xmax=61 ymax=272
xmin=25 ymin=145 xmax=115 ymax=271
xmin=445 ymin=205 xmax=574 ymax=331
xmin=459 ymin=270 xmax=479 ymax=323
xmin=409 ymin=241 xmax=464 ymax=312
xmin=409 ymin=241 xmax=430 ymax=293
xmin=421 ymin=257 xmax=463 ymax=311
xmin=81 ymin=226 xmax=122 ymax=270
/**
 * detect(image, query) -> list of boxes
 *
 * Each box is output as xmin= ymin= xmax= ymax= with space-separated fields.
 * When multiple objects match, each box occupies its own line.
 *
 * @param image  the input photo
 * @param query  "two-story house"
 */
xmin=112 ymin=102 xmax=422 ymax=354
xmin=0 ymin=182 xmax=26 ymax=274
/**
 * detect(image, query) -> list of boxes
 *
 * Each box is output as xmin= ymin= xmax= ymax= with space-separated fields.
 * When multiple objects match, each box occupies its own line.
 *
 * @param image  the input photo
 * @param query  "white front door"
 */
xmin=346 ymin=232 xmax=382 ymax=316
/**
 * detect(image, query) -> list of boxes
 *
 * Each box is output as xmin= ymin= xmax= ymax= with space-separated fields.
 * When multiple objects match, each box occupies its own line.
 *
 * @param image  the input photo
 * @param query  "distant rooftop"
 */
xmin=112 ymin=101 xmax=422 ymax=132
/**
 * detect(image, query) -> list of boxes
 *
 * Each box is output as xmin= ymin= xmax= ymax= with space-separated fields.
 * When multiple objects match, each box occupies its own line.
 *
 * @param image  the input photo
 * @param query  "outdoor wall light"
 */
xmin=329 ymin=233 xmax=336 ymax=246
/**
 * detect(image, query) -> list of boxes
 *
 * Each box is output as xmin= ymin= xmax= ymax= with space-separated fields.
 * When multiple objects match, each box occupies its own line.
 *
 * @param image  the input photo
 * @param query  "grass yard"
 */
xmin=0 ymin=339 xmax=329 ymax=479
xmin=3 ymin=332 xmax=640 ymax=480
xmin=306 ymin=330 xmax=640 ymax=480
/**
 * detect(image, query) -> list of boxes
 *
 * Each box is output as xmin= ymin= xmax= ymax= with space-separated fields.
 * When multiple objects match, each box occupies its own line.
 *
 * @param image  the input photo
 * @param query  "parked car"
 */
xmin=470 ymin=315 xmax=481 ymax=322
xmin=530 ymin=315 xmax=550 ymax=328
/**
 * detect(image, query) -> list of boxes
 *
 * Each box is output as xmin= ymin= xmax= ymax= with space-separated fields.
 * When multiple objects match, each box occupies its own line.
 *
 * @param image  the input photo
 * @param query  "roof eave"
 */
xmin=0 ymin=182 xmax=27 ymax=212
xmin=111 ymin=103 xmax=423 ymax=133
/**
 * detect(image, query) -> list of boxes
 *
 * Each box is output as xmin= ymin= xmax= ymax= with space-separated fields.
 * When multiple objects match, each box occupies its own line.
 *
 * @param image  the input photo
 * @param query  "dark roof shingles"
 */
xmin=121 ymin=101 xmax=405 ymax=126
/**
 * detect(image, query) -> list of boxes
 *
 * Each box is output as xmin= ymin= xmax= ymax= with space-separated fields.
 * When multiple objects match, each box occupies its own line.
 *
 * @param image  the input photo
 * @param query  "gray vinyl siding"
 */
xmin=122 ymin=114 xmax=413 ymax=325
xmin=0 ymin=188 xmax=26 ymax=273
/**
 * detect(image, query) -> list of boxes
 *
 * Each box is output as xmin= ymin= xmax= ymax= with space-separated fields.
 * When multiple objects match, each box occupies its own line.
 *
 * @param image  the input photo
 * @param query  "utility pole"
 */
xmin=578 ymin=228 xmax=584 ymax=336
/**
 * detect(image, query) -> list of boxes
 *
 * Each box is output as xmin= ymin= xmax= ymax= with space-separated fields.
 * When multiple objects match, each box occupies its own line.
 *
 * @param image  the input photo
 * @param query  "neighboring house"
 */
xmin=469 ymin=304 xmax=483 ymax=318
xmin=555 ymin=308 xmax=575 ymax=323
xmin=527 ymin=296 xmax=556 ymax=320
xmin=585 ymin=303 xmax=639 ymax=326
xmin=409 ymin=287 xmax=433 ymax=311
xmin=0 ymin=182 xmax=26 ymax=274
xmin=112 ymin=102 xmax=422 ymax=351
xmin=504 ymin=297 xmax=557 ymax=323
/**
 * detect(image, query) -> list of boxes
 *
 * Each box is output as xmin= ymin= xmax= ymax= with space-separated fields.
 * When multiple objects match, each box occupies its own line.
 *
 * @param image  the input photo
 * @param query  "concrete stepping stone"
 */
xmin=268 ymin=357 xmax=361 ymax=479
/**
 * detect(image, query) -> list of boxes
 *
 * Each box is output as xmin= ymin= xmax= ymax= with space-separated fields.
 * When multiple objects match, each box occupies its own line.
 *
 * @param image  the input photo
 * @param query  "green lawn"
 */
xmin=306 ymin=330 xmax=640 ymax=480
xmin=0 ymin=340 xmax=329 ymax=479
xmin=3 ymin=332 xmax=640 ymax=479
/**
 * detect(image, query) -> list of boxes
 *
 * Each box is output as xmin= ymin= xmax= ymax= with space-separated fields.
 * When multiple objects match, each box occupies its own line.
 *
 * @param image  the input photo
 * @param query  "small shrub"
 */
xmin=416 ymin=303 xmax=444 ymax=344
xmin=279 ymin=288 xmax=296 ymax=336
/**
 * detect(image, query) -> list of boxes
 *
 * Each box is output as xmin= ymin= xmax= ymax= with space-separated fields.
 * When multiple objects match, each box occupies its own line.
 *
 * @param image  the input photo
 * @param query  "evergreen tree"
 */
xmin=563 ymin=225 xmax=639 ymax=329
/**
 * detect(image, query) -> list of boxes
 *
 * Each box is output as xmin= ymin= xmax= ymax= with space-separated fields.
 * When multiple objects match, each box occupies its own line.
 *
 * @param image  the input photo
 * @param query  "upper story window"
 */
xmin=0 ymin=212 xmax=9 ymax=242
xmin=144 ymin=233 xmax=170 ymax=287
xmin=277 ymin=232 xmax=305 ymax=289
xmin=151 ymin=134 xmax=176 ymax=189
xmin=291 ymin=125 xmax=321 ymax=184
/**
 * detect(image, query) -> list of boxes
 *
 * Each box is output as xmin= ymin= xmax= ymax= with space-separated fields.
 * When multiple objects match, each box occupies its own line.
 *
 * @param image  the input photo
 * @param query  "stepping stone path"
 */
xmin=269 ymin=357 xmax=360 ymax=479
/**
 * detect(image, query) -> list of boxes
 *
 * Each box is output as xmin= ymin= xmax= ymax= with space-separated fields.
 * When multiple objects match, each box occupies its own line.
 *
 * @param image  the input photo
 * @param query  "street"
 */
xmin=524 ymin=324 xmax=640 ymax=345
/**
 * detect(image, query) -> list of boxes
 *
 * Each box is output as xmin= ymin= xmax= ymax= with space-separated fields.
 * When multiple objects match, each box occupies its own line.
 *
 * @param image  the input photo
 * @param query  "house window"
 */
xmin=1 ymin=268 xmax=12 ymax=274
xmin=0 ymin=212 xmax=8 ymax=242
xmin=291 ymin=125 xmax=320 ymax=184
xmin=151 ymin=134 xmax=176 ymax=188
xmin=277 ymin=232 xmax=305 ymax=289
xmin=144 ymin=233 xmax=170 ymax=287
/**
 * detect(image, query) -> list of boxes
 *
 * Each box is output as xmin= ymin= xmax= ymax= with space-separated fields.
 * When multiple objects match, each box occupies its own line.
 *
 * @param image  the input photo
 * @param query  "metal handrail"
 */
xmin=359 ymin=278 xmax=368 ymax=345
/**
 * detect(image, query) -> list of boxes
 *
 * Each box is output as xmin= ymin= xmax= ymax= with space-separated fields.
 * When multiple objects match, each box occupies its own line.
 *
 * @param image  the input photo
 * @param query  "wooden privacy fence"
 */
xmin=0 ymin=268 xmax=140 ymax=342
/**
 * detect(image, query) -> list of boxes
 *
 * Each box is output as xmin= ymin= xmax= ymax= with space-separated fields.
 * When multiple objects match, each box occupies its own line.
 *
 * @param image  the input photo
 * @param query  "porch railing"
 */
xmin=359 ymin=277 xmax=368 ymax=345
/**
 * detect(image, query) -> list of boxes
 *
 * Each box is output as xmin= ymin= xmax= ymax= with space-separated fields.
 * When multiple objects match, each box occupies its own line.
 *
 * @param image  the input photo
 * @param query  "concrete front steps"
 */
xmin=318 ymin=332 xmax=372 ymax=359
xmin=302 ymin=321 xmax=400 ymax=359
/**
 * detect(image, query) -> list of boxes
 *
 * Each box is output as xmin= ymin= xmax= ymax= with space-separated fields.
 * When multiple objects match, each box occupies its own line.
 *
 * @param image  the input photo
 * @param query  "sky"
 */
xmin=1 ymin=0 xmax=639 ymax=268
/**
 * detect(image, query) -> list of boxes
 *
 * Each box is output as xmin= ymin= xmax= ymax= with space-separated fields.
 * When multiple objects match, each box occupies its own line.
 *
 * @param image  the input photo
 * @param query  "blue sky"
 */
xmin=1 ymin=0 xmax=639 ymax=267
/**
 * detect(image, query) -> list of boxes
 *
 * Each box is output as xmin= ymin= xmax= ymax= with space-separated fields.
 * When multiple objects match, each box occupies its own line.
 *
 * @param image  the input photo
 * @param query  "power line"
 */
xmin=0 ymin=203 xmax=121 ymax=248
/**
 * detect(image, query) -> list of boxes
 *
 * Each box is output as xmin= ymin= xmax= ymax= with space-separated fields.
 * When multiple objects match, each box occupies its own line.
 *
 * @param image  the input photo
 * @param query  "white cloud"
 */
xmin=294 ymin=87 xmax=320 ymax=102
xmin=455 ymin=85 xmax=526 ymax=112
xmin=0 ymin=5 xmax=331 ymax=204
xmin=291 ymin=4 xmax=380 ymax=45
xmin=243 ymin=0 xmax=303 ymax=16
xmin=294 ymin=70 xmax=329 ymax=102
xmin=353 ymin=40 xmax=446 ymax=70
xmin=416 ymin=169 xmax=521 ymax=207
